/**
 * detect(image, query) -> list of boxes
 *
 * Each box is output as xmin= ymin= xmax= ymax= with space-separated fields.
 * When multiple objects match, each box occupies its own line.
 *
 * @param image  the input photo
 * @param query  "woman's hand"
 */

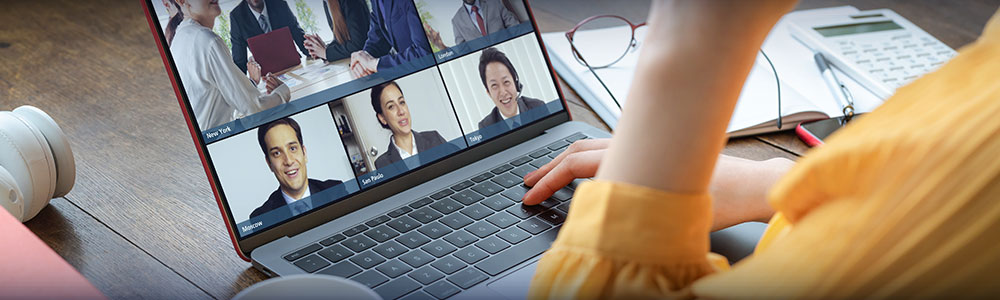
xmin=264 ymin=73 xmax=284 ymax=94
xmin=350 ymin=50 xmax=378 ymax=78
xmin=304 ymin=34 xmax=328 ymax=60
xmin=522 ymin=138 xmax=794 ymax=231
xmin=247 ymin=57 xmax=262 ymax=85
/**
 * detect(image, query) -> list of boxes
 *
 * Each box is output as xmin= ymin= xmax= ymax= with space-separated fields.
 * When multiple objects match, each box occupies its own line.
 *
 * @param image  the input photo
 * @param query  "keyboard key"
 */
xmin=485 ymin=212 xmax=518 ymax=228
xmin=475 ymin=227 xmax=559 ymax=276
xmin=431 ymin=256 xmax=465 ymax=275
xmin=451 ymin=180 xmax=475 ymax=192
xmin=465 ymin=221 xmax=500 ymax=238
xmin=529 ymin=148 xmax=551 ymax=158
xmin=547 ymin=140 xmax=570 ymax=150
xmin=501 ymin=185 xmax=530 ymax=202
xmin=430 ymin=199 xmax=462 ymax=215
xmin=472 ymin=181 xmax=503 ymax=197
xmin=319 ymin=234 xmax=346 ymax=246
xmin=400 ymin=250 xmax=435 ymax=268
xmin=388 ymin=216 xmax=422 ymax=233
xmin=510 ymin=164 xmax=536 ymax=178
xmin=539 ymin=198 xmax=559 ymax=209
xmin=396 ymin=231 xmax=431 ymax=249
xmin=417 ymin=222 xmax=452 ymax=239
xmin=440 ymin=213 xmax=474 ymax=230
xmin=365 ymin=215 xmax=392 ymax=227
xmin=374 ymin=240 xmax=408 ymax=259
xmin=409 ymin=265 xmax=445 ymax=285
xmin=351 ymin=250 xmax=386 ymax=269
xmin=518 ymin=217 xmax=552 ymax=234
xmin=491 ymin=164 xmax=514 ymax=174
xmin=344 ymin=235 xmax=377 ymax=252
xmin=447 ymin=267 xmax=489 ymax=289
xmin=343 ymin=224 xmax=369 ymax=237
xmin=318 ymin=244 xmax=353 ymax=263
xmin=365 ymin=225 xmax=401 ymax=242
xmin=453 ymin=247 xmax=488 ymax=264
xmin=409 ymin=207 xmax=444 ymax=224
xmin=375 ymin=277 xmax=421 ymax=300
xmin=506 ymin=204 xmax=545 ymax=219
xmin=510 ymin=156 xmax=532 ymax=166
xmin=284 ymin=244 xmax=322 ymax=261
xmin=409 ymin=197 xmax=433 ymax=209
xmin=557 ymin=202 xmax=571 ymax=214
xmin=460 ymin=203 xmax=492 ymax=220
xmin=470 ymin=172 xmax=494 ymax=183
xmin=421 ymin=240 xmax=457 ymax=258
xmin=318 ymin=261 xmax=361 ymax=277
xmin=430 ymin=189 xmax=454 ymax=200
xmin=552 ymin=188 xmax=574 ymax=202
xmin=497 ymin=227 xmax=530 ymax=244
xmin=530 ymin=157 xmax=553 ymax=168
xmin=424 ymin=280 xmax=460 ymax=299
xmin=539 ymin=209 xmax=567 ymax=225
xmin=482 ymin=195 xmax=514 ymax=211
xmin=293 ymin=254 xmax=330 ymax=273
xmin=353 ymin=270 xmax=390 ymax=289
xmin=400 ymin=291 xmax=435 ymax=300
xmin=491 ymin=173 xmax=522 ymax=188
xmin=377 ymin=260 xmax=413 ymax=278
xmin=475 ymin=236 xmax=511 ymax=254
xmin=388 ymin=206 xmax=413 ymax=218
xmin=565 ymin=133 xmax=587 ymax=142
xmin=443 ymin=230 xmax=478 ymax=248
xmin=450 ymin=190 xmax=484 ymax=205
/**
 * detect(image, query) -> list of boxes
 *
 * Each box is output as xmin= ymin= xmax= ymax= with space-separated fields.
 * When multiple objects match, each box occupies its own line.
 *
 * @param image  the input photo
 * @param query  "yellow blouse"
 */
xmin=530 ymin=10 xmax=1000 ymax=299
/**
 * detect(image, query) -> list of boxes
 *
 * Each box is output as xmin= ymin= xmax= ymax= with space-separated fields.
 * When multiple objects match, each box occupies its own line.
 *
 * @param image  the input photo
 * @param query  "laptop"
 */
xmin=247 ymin=26 xmax=301 ymax=75
xmin=144 ymin=1 xmax=609 ymax=299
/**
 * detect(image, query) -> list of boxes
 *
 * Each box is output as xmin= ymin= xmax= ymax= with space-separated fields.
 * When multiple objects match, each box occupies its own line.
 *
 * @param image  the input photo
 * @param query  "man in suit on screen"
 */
xmin=229 ymin=0 xmax=309 ymax=74
xmin=250 ymin=117 xmax=344 ymax=219
xmin=477 ymin=47 xmax=544 ymax=129
xmin=451 ymin=0 xmax=521 ymax=44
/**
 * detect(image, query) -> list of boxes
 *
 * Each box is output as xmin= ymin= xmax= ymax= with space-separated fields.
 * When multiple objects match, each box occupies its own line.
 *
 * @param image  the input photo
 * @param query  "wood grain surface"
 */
xmin=0 ymin=0 xmax=993 ymax=298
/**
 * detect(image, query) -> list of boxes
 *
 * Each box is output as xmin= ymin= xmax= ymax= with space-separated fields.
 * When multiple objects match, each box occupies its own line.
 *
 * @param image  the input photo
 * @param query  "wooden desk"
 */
xmin=0 ymin=0 xmax=992 ymax=298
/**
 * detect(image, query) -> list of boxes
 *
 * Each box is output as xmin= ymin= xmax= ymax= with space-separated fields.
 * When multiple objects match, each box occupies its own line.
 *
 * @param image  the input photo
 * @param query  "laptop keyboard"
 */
xmin=282 ymin=133 xmax=588 ymax=299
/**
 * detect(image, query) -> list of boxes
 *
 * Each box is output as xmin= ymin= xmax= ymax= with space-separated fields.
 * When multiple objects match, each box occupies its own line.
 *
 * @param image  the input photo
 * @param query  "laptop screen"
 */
xmin=148 ymin=0 xmax=565 ymax=239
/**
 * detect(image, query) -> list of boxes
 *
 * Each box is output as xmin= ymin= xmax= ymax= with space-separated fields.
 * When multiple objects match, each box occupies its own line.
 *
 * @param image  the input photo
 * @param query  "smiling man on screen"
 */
xmin=250 ymin=117 xmax=342 ymax=219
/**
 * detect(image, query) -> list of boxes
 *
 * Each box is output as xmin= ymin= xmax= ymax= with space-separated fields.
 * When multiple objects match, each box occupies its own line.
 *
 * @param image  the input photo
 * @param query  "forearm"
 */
xmin=710 ymin=156 xmax=795 ymax=230
xmin=596 ymin=1 xmax=794 ymax=193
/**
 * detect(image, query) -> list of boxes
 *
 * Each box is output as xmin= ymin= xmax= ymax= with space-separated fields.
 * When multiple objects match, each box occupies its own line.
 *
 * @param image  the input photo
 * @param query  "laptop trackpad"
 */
xmin=487 ymin=261 xmax=539 ymax=299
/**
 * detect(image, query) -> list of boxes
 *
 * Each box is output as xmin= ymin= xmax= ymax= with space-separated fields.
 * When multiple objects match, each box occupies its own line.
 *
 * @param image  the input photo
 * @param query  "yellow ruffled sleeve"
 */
xmin=529 ymin=181 xmax=728 ymax=299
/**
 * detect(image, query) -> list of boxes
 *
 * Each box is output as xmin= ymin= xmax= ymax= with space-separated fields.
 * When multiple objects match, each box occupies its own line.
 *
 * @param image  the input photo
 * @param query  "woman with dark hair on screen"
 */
xmin=171 ymin=0 xmax=290 ymax=131
xmin=162 ymin=0 xmax=183 ymax=45
xmin=303 ymin=0 xmax=370 ymax=62
xmin=370 ymin=81 xmax=448 ymax=169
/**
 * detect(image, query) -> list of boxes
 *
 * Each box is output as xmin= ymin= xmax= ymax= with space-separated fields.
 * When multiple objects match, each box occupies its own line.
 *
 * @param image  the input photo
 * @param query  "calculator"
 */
xmin=788 ymin=8 xmax=957 ymax=99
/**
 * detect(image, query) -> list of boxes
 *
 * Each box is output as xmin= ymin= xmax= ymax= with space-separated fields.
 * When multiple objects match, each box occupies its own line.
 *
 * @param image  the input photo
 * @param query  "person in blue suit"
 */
xmin=229 ymin=0 xmax=309 ymax=74
xmin=349 ymin=0 xmax=432 ymax=78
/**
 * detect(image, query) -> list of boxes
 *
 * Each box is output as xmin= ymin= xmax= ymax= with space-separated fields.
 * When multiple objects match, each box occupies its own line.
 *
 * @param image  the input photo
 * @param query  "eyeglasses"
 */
xmin=566 ymin=15 xmax=784 ymax=129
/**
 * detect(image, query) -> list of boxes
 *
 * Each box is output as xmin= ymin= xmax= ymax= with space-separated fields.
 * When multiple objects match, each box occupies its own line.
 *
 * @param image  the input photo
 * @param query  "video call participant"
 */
xmin=161 ymin=0 xmax=183 ymax=46
xmin=172 ymin=0 xmax=290 ymax=131
xmin=369 ymin=81 xmax=449 ymax=169
xmin=477 ymin=47 xmax=544 ymax=129
xmin=250 ymin=117 xmax=345 ymax=219
xmin=451 ymin=0 xmax=520 ymax=44
xmin=349 ymin=0 xmax=432 ymax=78
xmin=303 ymin=0 xmax=370 ymax=62
xmin=229 ymin=0 xmax=309 ymax=74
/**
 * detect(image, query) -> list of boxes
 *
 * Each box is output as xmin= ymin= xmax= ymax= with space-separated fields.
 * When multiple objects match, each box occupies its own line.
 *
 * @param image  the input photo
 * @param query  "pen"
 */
xmin=814 ymin=52 xmax=855 ymax=121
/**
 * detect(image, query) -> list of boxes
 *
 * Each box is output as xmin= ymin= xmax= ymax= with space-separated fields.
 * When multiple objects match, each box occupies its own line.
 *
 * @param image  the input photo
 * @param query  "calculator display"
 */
xmin=814 ymin=20 xmax=904 ymax=37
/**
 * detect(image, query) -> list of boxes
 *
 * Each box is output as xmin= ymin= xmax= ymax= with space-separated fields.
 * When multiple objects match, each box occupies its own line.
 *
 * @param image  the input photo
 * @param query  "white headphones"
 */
xmin=0 ymin=106 xmax=75 ymax=222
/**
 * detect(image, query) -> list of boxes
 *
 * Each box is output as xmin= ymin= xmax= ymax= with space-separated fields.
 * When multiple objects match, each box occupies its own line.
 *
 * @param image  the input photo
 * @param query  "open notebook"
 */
xmin=542 ymin=6 xmax=885 ymax=137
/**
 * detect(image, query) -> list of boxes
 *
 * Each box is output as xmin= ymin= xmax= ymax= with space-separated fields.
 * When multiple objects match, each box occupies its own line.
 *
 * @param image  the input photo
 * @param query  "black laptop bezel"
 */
xmin=142 ymin=0 xmax=571 ymax=260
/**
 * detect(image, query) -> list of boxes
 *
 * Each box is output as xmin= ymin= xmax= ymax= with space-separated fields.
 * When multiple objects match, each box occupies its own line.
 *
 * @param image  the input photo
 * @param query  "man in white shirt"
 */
xmin=476 ymin=47 xmax=544 ymax=129
xmin=171 ymin=16 xmax=290 ymax=131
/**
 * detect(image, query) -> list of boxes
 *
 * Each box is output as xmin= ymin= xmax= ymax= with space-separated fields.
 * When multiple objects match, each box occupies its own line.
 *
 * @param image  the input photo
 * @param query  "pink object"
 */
xmin=0 ymin=208 xmax=106 ymax=299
